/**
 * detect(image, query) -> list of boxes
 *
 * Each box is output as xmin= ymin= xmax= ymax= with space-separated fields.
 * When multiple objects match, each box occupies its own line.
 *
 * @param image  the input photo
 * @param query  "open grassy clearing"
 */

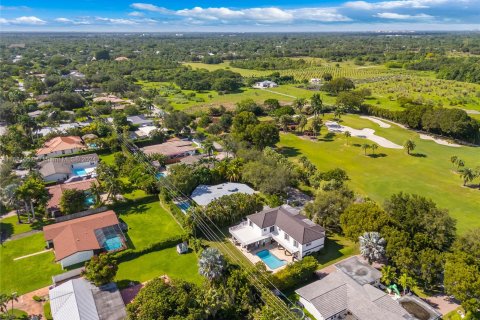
xmin=278 ymin=114 xmax=480 ymax=234
xmin=0 ymin=233 xmax=63 ymax=294
xmin=0 ymin=215 xmax=34 ymax=236
xmin=115 ymin=246 xmax=202 ymax=287
xmin=114 ymin=199 xmax=184 ymax=250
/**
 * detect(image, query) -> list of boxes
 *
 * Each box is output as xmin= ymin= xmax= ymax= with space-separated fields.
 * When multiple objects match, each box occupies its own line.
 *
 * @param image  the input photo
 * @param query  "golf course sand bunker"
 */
xmin=326 ymin=121 xmax=402 ymax=149
xmin=419 ymin=134 xmax=461 ymax=147
xmin=360 ymin=116 xmax=391 ymax=128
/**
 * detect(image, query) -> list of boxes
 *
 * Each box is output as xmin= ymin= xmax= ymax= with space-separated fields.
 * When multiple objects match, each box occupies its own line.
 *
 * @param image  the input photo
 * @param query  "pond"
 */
xmin=400 ymin=300 xmax=431 ymax=320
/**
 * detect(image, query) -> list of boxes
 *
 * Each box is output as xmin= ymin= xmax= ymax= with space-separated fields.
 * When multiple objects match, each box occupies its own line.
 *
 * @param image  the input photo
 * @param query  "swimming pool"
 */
xmin=155 ymin=172 xmax=165 ymax=179
xmin=176 ymin=201 xmax=191 ymax=213
xmin=103 ymin=235 xmax=124 ymax=251
xmin=72 ymin=168 xmax=87 ymax=176
xmin=257 ymin=250 xmax=287 ymax=269
xmin=85 ymin=195 xmax=95 ymax=206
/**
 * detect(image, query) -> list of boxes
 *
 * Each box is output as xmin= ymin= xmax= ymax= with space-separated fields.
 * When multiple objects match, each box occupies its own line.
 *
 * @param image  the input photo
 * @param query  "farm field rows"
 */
xmin=278 ymin=114 xmax=480 ymax=234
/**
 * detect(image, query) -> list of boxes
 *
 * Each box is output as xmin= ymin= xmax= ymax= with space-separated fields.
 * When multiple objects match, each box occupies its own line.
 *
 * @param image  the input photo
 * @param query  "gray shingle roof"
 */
xmin=39 ymin=154 xmax=99 ymax=177
xmin=247 ymin=205 xmax=325 ymax=244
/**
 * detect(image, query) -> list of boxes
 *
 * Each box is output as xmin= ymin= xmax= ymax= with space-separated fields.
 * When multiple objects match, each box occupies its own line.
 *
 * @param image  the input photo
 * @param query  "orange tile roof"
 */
xmin=43 ymin=210 xmax=120 ymax=261
xmin=37 ymin=136 xmax=85 ymax=156
xmin=46 ymin=178 xmax=98 ymax=211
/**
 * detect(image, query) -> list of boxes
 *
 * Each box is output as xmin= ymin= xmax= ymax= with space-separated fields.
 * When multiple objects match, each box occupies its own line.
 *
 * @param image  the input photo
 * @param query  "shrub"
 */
xmin=272 ymin=256 xmax=318 ymax=291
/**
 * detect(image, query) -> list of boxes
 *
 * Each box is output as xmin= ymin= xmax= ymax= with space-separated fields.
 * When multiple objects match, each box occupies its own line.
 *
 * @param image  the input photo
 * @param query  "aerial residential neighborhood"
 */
xmin=1 ymin=1 xmax=480 ymax=320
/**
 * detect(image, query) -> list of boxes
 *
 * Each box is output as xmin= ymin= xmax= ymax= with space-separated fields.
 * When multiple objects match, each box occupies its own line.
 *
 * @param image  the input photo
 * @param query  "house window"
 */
xmin=293 ymin=240 xmax=298 ymax=247
xmin=270 ymin=226 xmax=275 ymax=232
xmin=249 ymin=220 xmax=252 ymax=227
xmin=284 ymin=234 xmax=290 ymax=241
xmin=306 ymin=242 xmax=312 ymax=247
xmin=263 ymin=228 xmax=266 ymax=231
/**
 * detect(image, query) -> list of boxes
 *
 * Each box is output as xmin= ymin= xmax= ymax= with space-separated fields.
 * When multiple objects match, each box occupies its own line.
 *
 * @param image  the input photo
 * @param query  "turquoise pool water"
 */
xmin=177 ymin=201 xmax=191 ymax=213
xmin=257 ymin=250 xmax=287 ymax=269
xmin=85 ymin=195 xmax=95 ymax=206
xmin=155 ymin=172 xmax=165 ymax=179
xmin=72 ymin=168 xmax=87 ymax=176
xmin=103 ymin=236 xmax=123 ymax=251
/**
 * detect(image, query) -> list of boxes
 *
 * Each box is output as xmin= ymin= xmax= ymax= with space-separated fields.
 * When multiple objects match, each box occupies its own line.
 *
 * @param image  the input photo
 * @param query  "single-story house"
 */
xmin=35 ymin=122 xmax=90 ymax=137
xmin=296 ymin=256 xmax=412 ymax=320
xmin=179 ymin=154 xmax=207 ymax=166
xmin=252 ymin=80 xmax=278 ymax=89
xmin=191 ymin=182 xmax=255 ymax=206
xmin=46 ymin=178 xmax=98 ymax=216
xmin=127 ymin=115 xmax=154 ymax=127
xmin=141 ymin=138 xmax=197 ymax=164
xmin=229 ymin=205 xmax=325 ymax=260
xmin=134 ymin=125 xmax=158 ymax=138
xmin=36 ymin=136 xmax=86 ymax=159
xmin=39 ymin=154 xmax=99 ymax=182
xmin=44 ymin=210 xmax=126 ymax=268
xmin=49 ymin=278 xmax=126 ymax=320
xmin=310 ymin=78 xmax=322 ymax=85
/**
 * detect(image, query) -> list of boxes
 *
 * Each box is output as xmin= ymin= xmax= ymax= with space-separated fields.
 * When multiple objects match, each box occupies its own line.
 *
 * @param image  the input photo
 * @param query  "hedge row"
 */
xmin=113 ymin=233 xmax=185 ymax=262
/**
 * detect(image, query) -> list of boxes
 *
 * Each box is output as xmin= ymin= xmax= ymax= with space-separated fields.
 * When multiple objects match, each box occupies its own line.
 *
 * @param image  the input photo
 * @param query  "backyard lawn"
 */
xmin=0 ymin=216 xmax=33 ymax=237
xmin=115 ymin=246 xmax=202 ymax=287
xmin=114 ymin=199 xmax=184 ymax=250
xmin=278 ymin=114 xmax=480 ymax=234
xmin=0 ymin=233 xmax=63 ymax=295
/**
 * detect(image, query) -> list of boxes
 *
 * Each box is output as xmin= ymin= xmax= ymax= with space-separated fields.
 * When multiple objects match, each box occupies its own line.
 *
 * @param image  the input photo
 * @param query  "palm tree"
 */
xmin=456 ymin=159 xmax=465 ymax=170
xmin=297 ymin=114 xmax=307 ymax=133
xmin=450 ymin=155 xmax=458 ymax=168
xmin=381 ymin=265 xmax=397 ymax=286
xmin=460 ymin=167 xmax=476 ymax=186
xmin=361 ymin=143 xmax=370 ymax=156
xmin=226 ymin=160 xmax=242 ymax=182
xmin=1 ymin=183 xmax=21 ymax=223
xmin=203 ymin=140 xmax=214 ymax=158
xmin=310 ymin=93 xmax=323 ymax=118
xmin=344 ymin=131 xmax=351 ymax=145
xmin=21 ymin=157 xmax=37 ymax=172
xmin=403 ymin=139 xmax=416 ymax=155
xmin=398 ymin=273 xmax=417 ymax=295
xmin=333 ymin=106 xmax=344 ymax=120
xmin=293 ymin=98 xmax=307 ymax=113
xmin=198 ymin=247 xmax=225 ymax=281
xmin=359 ymin=231 xmax=386 ymax=264
xmin=311 ymin=118 xmax=323 ymax=137
xmin=371 ymin=143 xmax=378 ymax=155
xmin=278 ymin=115 xmax=291 ymax=132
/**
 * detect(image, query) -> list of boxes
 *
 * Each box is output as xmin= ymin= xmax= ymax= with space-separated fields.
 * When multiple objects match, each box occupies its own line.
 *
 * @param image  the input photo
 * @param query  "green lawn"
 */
xmin=0 ymin=216 xmax=33 ymax=237
xmin=115 ymin=246 xmax=202 ymax=287
xmin=278 ymin=114 xmax=480 ymax=234
xmin=0 ymin=233 xmax=63 ymax=294
xmin=314 ymin=234 xmax=359 ymax=268
xmin=114 ymin=199 xmax=184 ymax=250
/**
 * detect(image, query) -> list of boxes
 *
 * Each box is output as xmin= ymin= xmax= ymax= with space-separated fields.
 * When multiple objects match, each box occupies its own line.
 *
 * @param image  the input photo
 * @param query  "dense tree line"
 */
xmin=174 ymin=69 xmax=243 ymax=93
xmin=406 ymin=57 xmax=480 ymax=84
xmin=230 ymin=58 xmax=309 ymax=70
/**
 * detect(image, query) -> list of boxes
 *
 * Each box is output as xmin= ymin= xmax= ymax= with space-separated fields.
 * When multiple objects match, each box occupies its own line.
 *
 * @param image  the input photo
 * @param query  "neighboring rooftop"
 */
xmin=127 ymin=115 xmax=153 ymax=126
xmin=39 ymin=154 xmax=99 ymax=177
xmin=43 ymin=210 xmax=120 ymax=261
xmin=335 ymin=256 xmax=382 ymax=286
xmin=49 ymin=278 xmax=126 ymax=320
xmin=191 ymin=182 xmax=255 ymax=206
xmin=248 ymin=205 xmax=325 ymax=245
xmin=296 ymin=258 xmax=412 ymax=320
xmin=141 ymin=138 xmax=196 ymax=158
xmin=46 ymin=178 xmax=98 ymax=212
xmin=37 ymin=136 xmax=85 ymax=156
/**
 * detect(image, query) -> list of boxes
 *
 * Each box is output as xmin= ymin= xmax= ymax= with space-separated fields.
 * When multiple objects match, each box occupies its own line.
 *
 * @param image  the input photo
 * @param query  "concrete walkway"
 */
xmin=261 ymin=88 xmax=297 ymax=99
xmin=8 ymin=229 xmax=42 ymax=241
xmin=14 ymin=248 xmax=52 ymax=261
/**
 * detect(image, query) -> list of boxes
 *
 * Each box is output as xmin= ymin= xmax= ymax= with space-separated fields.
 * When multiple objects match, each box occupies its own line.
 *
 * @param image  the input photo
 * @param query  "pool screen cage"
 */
xmin=94 ymin=225 xmax=127 ymax=251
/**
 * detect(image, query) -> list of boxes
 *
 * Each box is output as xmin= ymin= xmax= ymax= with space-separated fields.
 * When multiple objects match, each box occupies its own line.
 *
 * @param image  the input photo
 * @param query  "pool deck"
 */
xmin=230 ymin=239 xmax=293 ymax=273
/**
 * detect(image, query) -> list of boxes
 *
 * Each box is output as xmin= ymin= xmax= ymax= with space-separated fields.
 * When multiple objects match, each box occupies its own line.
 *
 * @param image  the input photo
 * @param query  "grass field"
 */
xmin=114 ymin=200 xmax=184 ymax=250
xmin=0 ymin=216 xmax=33 ymax=237
xmin=278 ymin=114 xmax=480 ymax=234
xmin=0 ymin=233 xmax=63 ymax=294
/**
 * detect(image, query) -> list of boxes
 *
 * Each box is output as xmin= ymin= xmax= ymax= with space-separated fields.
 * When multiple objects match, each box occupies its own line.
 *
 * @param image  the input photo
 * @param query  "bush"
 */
xmin=272 ymin=256 xmax=318 ymax=291
xmin=32 ymin=295 xmax=43 ymax=302
xmin=44 ymin=301 xmax=53 ymax=320
xmin=113 ymin=234 xmax=185 ymax=262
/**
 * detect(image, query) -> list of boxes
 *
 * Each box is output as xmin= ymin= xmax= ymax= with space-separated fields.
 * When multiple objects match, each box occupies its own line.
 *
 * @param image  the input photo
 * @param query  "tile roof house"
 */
xmin=36 ymin=136 xmax=86 ymax=159
xmin=229 ymin=205 xmax=325 ymax=261
xmin=296 ymin=256 xmax=413 ymax=320
xmin=43 ymin=210 xmax=125 ymax=268
xmin=191 ymin=183 xmax=255 ymax=206
xmin=46 ymin=178 xmax=98 ymax=215
xmin=49 ymin=278 xmax=126 ymax=320
xmin=141 ymin=138 xmax=197 ymax=164
xmin=39 ymin=154 xmax=99 ymax=182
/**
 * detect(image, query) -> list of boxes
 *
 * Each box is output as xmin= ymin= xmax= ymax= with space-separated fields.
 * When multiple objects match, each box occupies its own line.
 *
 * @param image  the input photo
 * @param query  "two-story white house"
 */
xmin=229 ymin=205 xmax=325 ymax=261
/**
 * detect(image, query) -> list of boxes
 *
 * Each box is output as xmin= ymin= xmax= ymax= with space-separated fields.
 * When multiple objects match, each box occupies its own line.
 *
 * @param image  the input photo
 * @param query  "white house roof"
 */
xmin=191 ymin=183 xmax=255 ymax=206
xmin=49 ymin=278 xmax=99 ymax=320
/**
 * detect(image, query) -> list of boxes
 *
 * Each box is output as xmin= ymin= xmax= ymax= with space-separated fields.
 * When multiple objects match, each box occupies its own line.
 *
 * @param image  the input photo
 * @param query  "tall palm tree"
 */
xmin=1 ymin=183 xmax=21 ymax=223
xmin=198 ymin=247 xmax=225 ymax=282
xmin=226 ymin=160 xmax=242 ymax=182
xmin=403 ymin=139 xmax=416 ymax=155
xmin=311 ymin=118 xmax=323 ymax=137
xmin=398 ymin=273 xmax=417 ymax=295
xmin=456 ymin=159 xmax=465 ymax=170
xmin=359 ymin=231 xmax=386 ymax=264
xmin=361 ymin=143 xmax=370 ymax=156
xmin=293 ymin=98 xmax=307 ymax=113
xmin=310 ymin=93 xmax=323 ymax=118
xmin=450 ymin=155 xmax=458 ymax=168
xmin=203 ymin=141 xmax=214 ymax=158
xmin=333 ymin=106 xmax=344 ymax=120
xmin=297 ymin=114 xmax=307 ymax=133
xmin=371 ymin=143 xmax=378 ymax=155
xmin=460 ymin=167 xmax=476 ymax=186
xmin=344 ymin=131 xmax=351 ymax=145
xmin=21 ymin=157 xmax=37 ymax=172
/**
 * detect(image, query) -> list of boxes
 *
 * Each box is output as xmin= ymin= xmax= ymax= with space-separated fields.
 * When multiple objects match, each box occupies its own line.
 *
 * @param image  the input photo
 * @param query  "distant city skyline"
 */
xmin=0 ymin=0 xmax=479 ymax=32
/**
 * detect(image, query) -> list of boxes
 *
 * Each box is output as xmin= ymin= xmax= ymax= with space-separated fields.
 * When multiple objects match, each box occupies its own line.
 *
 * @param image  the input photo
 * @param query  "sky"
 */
xmin=0 ymin=0 xmax=479 ymax=32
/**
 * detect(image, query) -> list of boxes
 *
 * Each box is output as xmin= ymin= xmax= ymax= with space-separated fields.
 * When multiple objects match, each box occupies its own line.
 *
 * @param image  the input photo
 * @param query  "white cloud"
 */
xmin=0 ymin=18 xmax=9 ymax=24
xmin=55 ymin=17 xmax=73 ymax=23
xmin=344 ymin=0 xmax=450 ymax=10
xmin=375 ymin=12 xmax=434 ymax=19
xmin=96 ymin=17 xmax=138 ymax=25
xmin=130 ymin=3 xmax=169 ymax=13
xmin=11 ymin=16 xmax=46 ymax=25
xmin=128 ymin=11 xmax=144 ymax=17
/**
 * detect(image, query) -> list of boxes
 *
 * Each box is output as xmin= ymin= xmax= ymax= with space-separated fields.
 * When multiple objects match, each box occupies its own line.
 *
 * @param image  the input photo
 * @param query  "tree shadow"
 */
xmin=352 ymin=143 xmax=362 ymax=147
xmin=318 ymin=132 xmax=336 ymax=142
xmin=368 ymin=153 xmax=387 ymax=158
xmin=0 ymin=222 xmax=13 ymax=241
xmin=31 ymin=218 xmax=54 ymax=231
xmin=278 ymin=146 xmax=301 ymax=157
xmin=410 ymin=153 xmax=427 ymax=158
xmin=116 ymin=279 xmax=141 ymax=290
